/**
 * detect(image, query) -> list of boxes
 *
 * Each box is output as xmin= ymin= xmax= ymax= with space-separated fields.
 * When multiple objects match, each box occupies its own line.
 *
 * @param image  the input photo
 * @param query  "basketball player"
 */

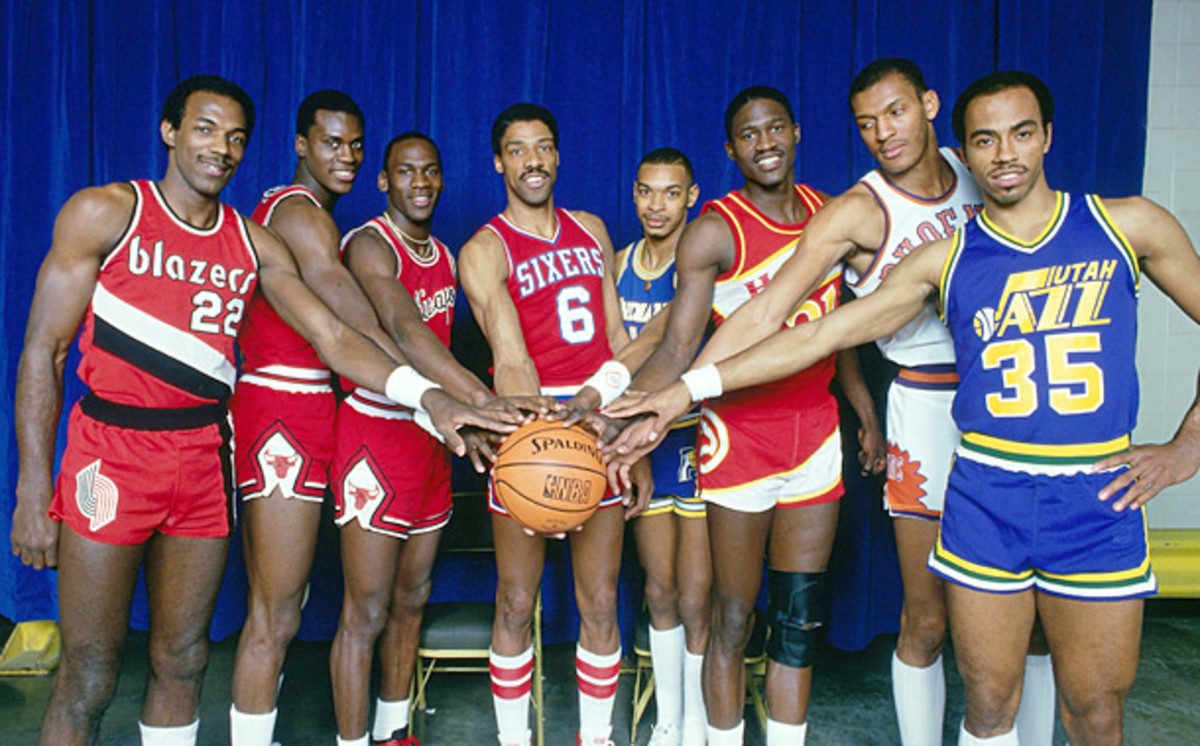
xmin=603 ymin=86 xmax=882 ymax=746
xmin=611 ymin=60 xmax=1052 ymax=744
xmin=611 ymin=147 xmax=708 ymax=745
xmin=228 ymin=88 xmax=401 ymax=746
xmin=10 ymin=76 xmax=518 ymax=746
xmin=329 ymin=131 xmax=488 ymax=746
xmin=458 ymin=103 xmax=643 ymax=746
xmin=609 ymin=71 xmax=1200 ymax=746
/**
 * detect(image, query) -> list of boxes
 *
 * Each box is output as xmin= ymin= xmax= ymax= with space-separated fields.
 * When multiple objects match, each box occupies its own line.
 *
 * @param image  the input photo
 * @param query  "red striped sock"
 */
xmin=576 ymin=644 xmax=620 ymax=743
xmin=490 ymin=647 xmax=533 ymax=744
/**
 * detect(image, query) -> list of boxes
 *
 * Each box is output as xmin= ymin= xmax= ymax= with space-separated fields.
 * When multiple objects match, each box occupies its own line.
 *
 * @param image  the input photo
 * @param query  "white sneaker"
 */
xmin=649 ymin=722 xmax=683 ymax=746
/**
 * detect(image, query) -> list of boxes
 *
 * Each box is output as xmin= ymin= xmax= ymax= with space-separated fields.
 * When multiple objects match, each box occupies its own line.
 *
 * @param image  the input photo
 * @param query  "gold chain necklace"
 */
xmin=382 ymin=212 xmax=433 ymax=258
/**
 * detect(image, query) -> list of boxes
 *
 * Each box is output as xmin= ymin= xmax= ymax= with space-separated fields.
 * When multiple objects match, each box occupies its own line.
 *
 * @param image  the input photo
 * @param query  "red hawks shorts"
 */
xmin=50 ymin=396 xmax=234 ymax=545
xmin=230 ymin=372 xmax=336 ymax=502
xmin=330 ymin=393 xmax=452 ymax=539
xmin=697 ymin=392 xmax=843 ymax=513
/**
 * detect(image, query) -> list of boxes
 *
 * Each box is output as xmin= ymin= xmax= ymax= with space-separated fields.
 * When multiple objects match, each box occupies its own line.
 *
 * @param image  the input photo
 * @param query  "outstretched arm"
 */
xmin=1093 ymin=197 xmax=1200 ymax=509
xmin=836 ymin=343 xmax=886 ymax=476
xmin=14 ymin=184 xmax=134 ymax=570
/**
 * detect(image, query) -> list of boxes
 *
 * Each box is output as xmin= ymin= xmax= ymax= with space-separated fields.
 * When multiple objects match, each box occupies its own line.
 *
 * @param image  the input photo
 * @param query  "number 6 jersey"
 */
xmin=486 ymin=208 xmax=613 ymax=391
xmin=77 ymin=180 xmax=258 ymax=407
xmin=941 ymin=192 xmax=1139 ymax=472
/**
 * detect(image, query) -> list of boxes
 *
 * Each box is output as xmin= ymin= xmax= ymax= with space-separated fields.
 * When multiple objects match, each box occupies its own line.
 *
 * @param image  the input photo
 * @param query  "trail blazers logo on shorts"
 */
xmin=76 ymin=459 xmax=118 ymax=532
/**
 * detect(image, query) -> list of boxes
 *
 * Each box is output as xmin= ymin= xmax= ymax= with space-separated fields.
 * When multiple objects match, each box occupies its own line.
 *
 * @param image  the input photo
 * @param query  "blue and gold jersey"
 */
xmin=940 ymin=192 xmax=1140 ymax=473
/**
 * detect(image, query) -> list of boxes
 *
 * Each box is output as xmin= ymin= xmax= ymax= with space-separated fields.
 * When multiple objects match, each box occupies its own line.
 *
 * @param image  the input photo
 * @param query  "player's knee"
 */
xmin=765 ymin=569 xmax=827 ymax=669
xmin=1060 ymin=686 xmax=1125 ymax=739
xmin=343 ymin=589 xmax=391 ymax=639
xmin=246 ymin=594 xmax=305 ymax=648
xmin=495 ymin=585 xmax=539 ymax=634
xmin=963 ymin=679 xmax=1020 ymax=733
xmin=710 ymin=594 xmax=757 ymax=653
xmin=58 ymin=645 xmax=123 ymax=713
xmin=392 ymin=575 xmax=434 ymax=619
xmin=642 ymin=575 xmax=679 ymax=624
xmin=576 ymin=585 xmax=618 ymax=634
xmin=677 ymin=586 xmax=710 ymax=636
xmin=148 ymin=633 xmax=210 ymax=685
xmin=898 ymin=604 xmax=947 ymax=659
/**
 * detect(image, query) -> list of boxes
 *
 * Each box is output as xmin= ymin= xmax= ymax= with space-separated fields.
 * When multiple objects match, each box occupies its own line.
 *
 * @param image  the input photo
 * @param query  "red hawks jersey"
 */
xmin=703 ymin=184 xmax=839 ymax=408
xmin=337 ymin=216 xmax=457 ymax=399
xmin=77 ymin=180 xmax=258 ymax=407
xmin=486 ymin=209 xmax=613 ymax=390
xmin=238 ymin=185 xmax=325 ymax=372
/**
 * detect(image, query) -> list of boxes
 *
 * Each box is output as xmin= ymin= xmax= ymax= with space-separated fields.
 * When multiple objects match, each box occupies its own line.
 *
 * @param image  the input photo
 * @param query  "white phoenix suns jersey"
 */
xmin=845 ymin=147 xmax=983 ymax=366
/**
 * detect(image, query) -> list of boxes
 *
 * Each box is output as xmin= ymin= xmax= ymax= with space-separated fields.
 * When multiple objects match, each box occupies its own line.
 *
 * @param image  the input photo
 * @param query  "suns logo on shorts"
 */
xmin=76 ymin=459 xmax=118 ymax=532
xmin=697 ymin=410 xmax=730 ymax=475
xmin=886 ymin=443 xmax=929 ymax=509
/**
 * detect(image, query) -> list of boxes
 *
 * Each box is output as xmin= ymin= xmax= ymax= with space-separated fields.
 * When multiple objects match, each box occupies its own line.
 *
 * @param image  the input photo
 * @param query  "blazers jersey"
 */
xmin=703 ymin=185 xmax=839 ymax=408
xmin=486 ymin=208 xmax=613 ymax=390
xmin=941 ymin=192 xmax=1140 ymax=472
xmin=77 ymin=180 xmax=258 ymax=407
xmin=239 ymin=185 xmax=325 ymax=373
xmin=846 ymin=148 xmax=983 ymax=366
xmin=338 ymin=216 xmax=457 ymax=402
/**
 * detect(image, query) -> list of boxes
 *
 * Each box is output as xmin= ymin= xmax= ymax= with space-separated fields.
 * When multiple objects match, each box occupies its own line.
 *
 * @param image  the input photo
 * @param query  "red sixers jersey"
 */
xmin=76 ymin=180 xmax=258 ymax=407
xmin=337 ymin=216 xmax=456 ymax=394
xmin=238 ymin=185 xmax=325 ymax=372
xmin=486 ymin=209 xmax=612 ymax=389
xmin=703 ymin=184 xmax=840 ymax=410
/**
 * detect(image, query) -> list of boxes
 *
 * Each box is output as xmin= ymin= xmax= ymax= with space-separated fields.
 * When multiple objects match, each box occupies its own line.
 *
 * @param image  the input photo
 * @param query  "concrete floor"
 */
xmin=2 ymin=601 xmax=1198 ymax=744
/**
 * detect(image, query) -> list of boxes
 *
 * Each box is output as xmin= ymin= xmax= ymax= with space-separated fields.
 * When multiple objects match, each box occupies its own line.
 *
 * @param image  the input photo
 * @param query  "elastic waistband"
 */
xmin=896 ymin=364 xmax=959 ymax=390
xmin=80 ymin=393 xmax=226 ymax=431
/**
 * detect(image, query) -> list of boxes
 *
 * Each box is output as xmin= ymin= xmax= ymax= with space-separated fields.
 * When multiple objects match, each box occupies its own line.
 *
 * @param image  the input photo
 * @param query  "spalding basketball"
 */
xmin=493 ymin=420 xmax=608 ymax=534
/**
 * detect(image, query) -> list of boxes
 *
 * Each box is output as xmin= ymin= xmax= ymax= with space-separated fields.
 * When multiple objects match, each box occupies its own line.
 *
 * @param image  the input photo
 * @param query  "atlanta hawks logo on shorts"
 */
xmin=75 ymin=459 xmax=119 ymax=532
xmin=336 ymin=454 xmax=391 ymax=529
xmin=697 ymin=409 xmax=730 ymax=475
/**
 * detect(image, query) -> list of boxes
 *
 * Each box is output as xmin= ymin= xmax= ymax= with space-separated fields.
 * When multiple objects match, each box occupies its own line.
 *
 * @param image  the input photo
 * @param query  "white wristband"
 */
xmin=680 ymin=364 xmax=723 ymax=403
xmin=582 ymin=360 xmax=632 ymax=407
xmin=413 ymin=409 xmax=446 ymax=443
xmin=384 ymin=365 xmax=441 ymax=410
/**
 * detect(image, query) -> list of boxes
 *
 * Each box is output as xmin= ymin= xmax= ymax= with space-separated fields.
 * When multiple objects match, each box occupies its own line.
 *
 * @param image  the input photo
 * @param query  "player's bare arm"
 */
xmin=250 ymin=221 xmax=520 ymax=453
xmin=835 ymin=343 xmax=886 ymax=475
xmin=13 ymin=184 xmax=134 ymax=570
xmin=1092 ymin=196 xmax=1200 ymax=509
xmin=692 ymin=186 xmax=883 ymax=368
xmin=459 ymin=227 xmax=542 ymax=396
xmin=269 ymin=197 xmax=405 ymax=363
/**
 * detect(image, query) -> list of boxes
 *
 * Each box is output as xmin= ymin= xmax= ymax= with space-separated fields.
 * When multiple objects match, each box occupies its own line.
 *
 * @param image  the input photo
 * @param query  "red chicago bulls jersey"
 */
xmin=486 ymin=209 xmax=612 ymax=390
xmin=703 ymin=184 xmax=840 ymax=409
xmin=76 ymin=180 xmax=258 ymax=407
xmin=238 ymin=185 xmax=325 ymax=373
xmin=337 ymin=216 xmax=456 ymax=397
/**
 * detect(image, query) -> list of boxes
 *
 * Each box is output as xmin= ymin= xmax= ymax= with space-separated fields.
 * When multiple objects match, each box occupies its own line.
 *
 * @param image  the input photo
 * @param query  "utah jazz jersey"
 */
xmin=941 ymin=192 xmax=1139 ymax=473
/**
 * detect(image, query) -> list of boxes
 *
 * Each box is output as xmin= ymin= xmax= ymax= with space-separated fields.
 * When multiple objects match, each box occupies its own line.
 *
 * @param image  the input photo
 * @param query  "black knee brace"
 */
xmin=766 ymin=569 xmax=827 ymax=668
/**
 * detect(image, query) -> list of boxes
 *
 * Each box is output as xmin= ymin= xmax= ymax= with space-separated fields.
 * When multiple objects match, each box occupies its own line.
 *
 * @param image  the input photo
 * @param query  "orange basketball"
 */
xmin=493 ymin=420 xmax=608 ymax=534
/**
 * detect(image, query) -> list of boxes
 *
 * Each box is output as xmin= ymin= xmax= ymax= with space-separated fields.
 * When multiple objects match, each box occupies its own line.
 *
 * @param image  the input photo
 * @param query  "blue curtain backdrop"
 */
xmin=1 ymin=0 xmax=1151 ymax=652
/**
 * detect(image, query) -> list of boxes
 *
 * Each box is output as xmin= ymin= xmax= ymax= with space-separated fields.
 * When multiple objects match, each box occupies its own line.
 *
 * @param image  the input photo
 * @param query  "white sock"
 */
xmin=491 ymin=646 xmax=534 ymax=743
xmin=892 ymin=651 xmax=946 ymax=746
xmin=372 ymin=697 xmax=411 ymax=740
xmin=139 ymin=719 xmax=199 ymax=746
xmin=497 ymin=730 xmax=532 ymax=746
xmin=682 ymin=649 xmax=707 ymax=744
xmin=958 ymin=721 xmax=1018 ymax=744
xmin=1015 ymin=653 xmax=1056 ymax=746
xmin=577 ymin=644 xmax=621 ymax=744
xmin=767 ymin=718 xmax=807 ymax=745
xmin=229 ymin=706 xmax=277 ymax=746
xmin=707 ymin=720 xmax=744 ymax=745
xmin=650 ymin=624 xmax=685 ymax=729
xmin=337 ymin=736 xmax=369 ymax=746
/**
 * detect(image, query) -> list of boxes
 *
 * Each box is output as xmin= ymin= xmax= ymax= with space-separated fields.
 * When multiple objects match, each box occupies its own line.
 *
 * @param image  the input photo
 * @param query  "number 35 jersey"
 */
xmin=941 ymin=192 xmax=1139 ymax=471
xmin=487 ymin=208 xmax=613 ymax=390
xmin=77 ymin=180 xmax=258 ymax=407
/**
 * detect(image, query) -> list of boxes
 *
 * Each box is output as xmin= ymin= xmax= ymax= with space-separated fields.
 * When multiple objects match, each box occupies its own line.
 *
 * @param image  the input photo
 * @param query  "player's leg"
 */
xmin=330 ymin=522 xmax=402 ymax=741
xmin=492 ymin=515 xmax=548 ymax=746
xmin=1037 ymin=594 xmax=1142 ymax=745
xmin=39 ymin=525 xmax=145 ymax=745
xmin=762 ymin=499 xmax=838 ymax=743
xmin=676 ymin=504 xmax=712 ymax=745
xmin=891 ymin=516 xmax=947 ymax=746
xmin=704 ymin=503 xmax=772 ymax=742
xmin=570 ymin=506 xmax=625 ymax=746
xmin=635 ymin=508 xmax=683 ymax=740
xmin=373 ymin=528 xmax=443 ymax=742
xmin=140 ymin=532 xmax=230 ymax=740
xmin=945 ymin=585 xmax=1036 ymax=741
xmin=232 ymin=491 xmax=322 ymax=710
xmin=1014 ymin=618 xmax=1056 ymax=746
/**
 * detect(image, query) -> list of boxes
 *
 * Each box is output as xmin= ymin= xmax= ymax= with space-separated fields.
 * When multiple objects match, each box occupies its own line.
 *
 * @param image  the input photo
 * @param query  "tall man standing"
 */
xmin=458 ymin=103 xmax=642 ymax=746
xmin=10 ymin=76 xmax=515 ymax=746
xmin=611 ymin=71 xmax=1200 ymax=746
